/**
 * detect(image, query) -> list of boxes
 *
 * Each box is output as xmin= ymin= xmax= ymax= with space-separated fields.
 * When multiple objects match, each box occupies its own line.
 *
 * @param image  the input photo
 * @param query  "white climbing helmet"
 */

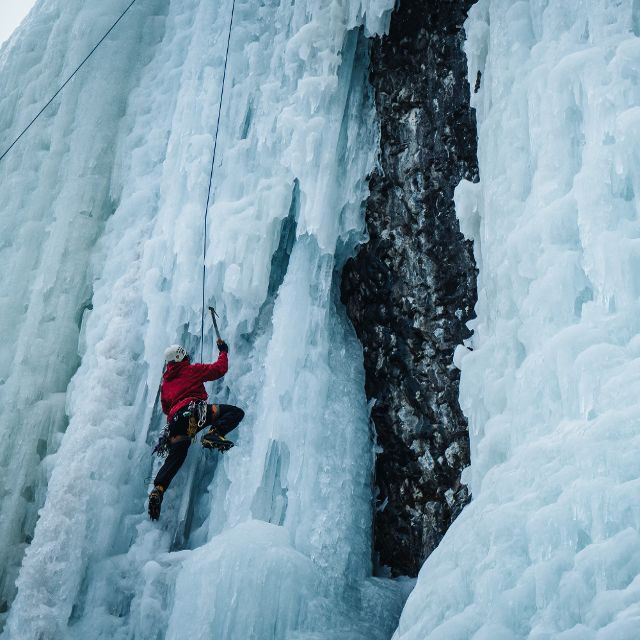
xmin=164 ymin=344 xmax=188 ymax=363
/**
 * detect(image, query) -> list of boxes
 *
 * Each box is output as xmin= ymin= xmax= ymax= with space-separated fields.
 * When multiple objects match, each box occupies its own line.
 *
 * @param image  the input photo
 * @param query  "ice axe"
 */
xmin=208 ymin=306 xmax=222 ymax=341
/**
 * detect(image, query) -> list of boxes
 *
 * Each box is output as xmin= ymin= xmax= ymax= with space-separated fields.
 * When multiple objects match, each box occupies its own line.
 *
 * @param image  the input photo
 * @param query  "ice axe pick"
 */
xmin=208 ymin=306 xmax=222 ymax=341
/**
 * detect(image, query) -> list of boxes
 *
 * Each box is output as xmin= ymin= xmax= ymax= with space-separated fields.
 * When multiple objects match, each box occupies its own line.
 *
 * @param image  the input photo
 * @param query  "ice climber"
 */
xmin=148 ymin=339 xmax=244 ymax=520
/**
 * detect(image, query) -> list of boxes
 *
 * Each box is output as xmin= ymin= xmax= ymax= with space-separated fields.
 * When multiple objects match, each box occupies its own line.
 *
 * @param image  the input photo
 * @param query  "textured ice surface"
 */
xmin=0 ymin=1 xmax=409 ymax=638
xmin=394 ymin=1 xmax=640 ymax=639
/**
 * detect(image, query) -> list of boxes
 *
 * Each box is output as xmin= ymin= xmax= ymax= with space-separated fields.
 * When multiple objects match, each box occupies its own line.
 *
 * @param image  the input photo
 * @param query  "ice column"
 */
xmin=0 ymin=0 xmax=165 ymax=624
xmin=394 ymin=1 xmax=640 ymax=638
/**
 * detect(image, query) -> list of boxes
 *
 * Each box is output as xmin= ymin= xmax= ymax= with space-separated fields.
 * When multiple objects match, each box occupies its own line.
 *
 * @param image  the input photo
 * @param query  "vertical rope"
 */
xmin=200 ymin=0 xmax=237 ymax=362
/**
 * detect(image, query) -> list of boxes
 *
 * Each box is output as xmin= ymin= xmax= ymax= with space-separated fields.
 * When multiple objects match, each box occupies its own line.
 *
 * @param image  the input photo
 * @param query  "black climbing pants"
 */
xmin=154 ymin=403 xmax=244 ymax=490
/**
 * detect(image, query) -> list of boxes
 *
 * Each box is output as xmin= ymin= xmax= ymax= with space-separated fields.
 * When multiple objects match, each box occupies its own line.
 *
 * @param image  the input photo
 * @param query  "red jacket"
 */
xmin=161 ymin=353 xmax=228 ymax=422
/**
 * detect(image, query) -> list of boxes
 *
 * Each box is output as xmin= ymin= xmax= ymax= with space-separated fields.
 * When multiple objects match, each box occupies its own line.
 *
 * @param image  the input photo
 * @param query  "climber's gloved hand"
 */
xmin=217 ymin=339 xmax=229 ymax=353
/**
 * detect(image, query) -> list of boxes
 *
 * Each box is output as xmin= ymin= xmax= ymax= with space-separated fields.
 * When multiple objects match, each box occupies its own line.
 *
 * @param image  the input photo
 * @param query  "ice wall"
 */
xmin=394 ymin=1 xmax=640 ymax=638
xmin=0 ymin=1 xmax=409 ymax=638
xmin=0 ymin=0 xmax=164 ymax=621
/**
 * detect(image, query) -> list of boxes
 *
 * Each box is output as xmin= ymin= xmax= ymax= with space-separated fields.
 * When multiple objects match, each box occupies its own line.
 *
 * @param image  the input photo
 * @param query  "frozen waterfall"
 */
xmin=394 ymin=1 xmax=640 ymax=638
xmin=0 ymin=0 xmax=410 ymax=638
xmin=6 ymin=0 xmax=640 ymax=638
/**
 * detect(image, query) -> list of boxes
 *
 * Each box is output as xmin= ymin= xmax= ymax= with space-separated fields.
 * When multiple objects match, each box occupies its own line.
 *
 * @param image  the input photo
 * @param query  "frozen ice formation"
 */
xmin=394 ymin=1 xmax=640 ymax=638
xmin=5 ymin=0 xmax=640 ymax=638
xmin=0 ymin=0 xmax=410 ymax=638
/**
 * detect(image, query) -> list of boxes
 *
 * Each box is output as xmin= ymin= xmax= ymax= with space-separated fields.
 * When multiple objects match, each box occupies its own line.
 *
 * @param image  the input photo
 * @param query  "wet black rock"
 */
xmin=341 ymin=0 xmax=479 ymax=577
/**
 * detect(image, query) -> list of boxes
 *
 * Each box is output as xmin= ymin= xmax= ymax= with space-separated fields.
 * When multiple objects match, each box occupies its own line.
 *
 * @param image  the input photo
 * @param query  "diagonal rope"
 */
xmin=0 ymin=0 xmax=139 ymax=164
xmin=200 ymin=0 xmax=236 ymax=362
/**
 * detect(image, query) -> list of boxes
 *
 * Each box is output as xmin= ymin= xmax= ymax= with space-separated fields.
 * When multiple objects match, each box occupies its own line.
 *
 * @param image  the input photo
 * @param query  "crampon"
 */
xmin=148 ymin=487 xmax=164 ymax=520
xmin=201 ymin=429 xmax=234 ymax=452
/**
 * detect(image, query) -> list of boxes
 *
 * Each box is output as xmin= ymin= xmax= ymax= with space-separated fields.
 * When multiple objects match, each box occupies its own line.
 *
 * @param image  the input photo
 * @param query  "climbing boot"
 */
xmin=148 ymin=486 xmax=164 ymax=520
xmin=201 ymin=429 xmax=234 ymax=452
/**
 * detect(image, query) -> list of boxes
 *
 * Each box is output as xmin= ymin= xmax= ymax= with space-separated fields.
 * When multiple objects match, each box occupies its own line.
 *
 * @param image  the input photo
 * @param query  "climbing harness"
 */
xmin=152 ymin=399 xmax=208 ymax=457
xmin=199 ymin=0 xmax=236 ymax=362
xmin=0 ymin=0 xmax=140 ymax=163
xmin=186 ymin=400 xmax=208 ymax=438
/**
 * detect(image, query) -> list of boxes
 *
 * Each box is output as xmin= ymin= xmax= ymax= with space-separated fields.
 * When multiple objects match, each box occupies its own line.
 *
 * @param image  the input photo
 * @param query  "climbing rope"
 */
xmin=199 ymin=0 xmax=236 ymax=362
xmin=0 ymin=0 xmax=139 ymax=164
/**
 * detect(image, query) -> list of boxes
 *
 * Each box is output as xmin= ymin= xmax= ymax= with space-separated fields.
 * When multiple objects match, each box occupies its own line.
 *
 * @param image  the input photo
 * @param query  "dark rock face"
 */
xmin=341 ymin=0 xmax=479 ymax=577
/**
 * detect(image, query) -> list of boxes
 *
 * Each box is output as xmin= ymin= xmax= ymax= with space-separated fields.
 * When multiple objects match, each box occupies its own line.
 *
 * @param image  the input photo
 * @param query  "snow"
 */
xmin=394 ymin=1 xmax=640 ymax=638
xmin=0 ymin=1 xmax=407 ymax=639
